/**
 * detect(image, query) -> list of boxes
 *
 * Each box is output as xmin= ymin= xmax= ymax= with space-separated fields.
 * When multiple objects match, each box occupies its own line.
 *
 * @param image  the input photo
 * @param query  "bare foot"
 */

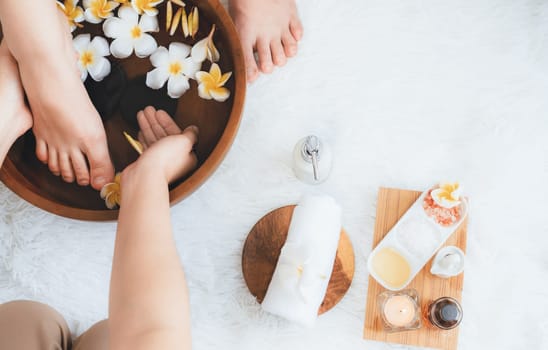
xmin=5 ymin=9 xmax=114 ymax=189
xmin=134 ymin=106 xmax=198 ymax=182
xmin=229 ymin=0 xmax=303 ymax=83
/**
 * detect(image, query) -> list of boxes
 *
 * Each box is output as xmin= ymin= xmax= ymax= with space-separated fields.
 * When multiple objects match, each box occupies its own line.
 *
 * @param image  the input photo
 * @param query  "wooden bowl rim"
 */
xmin=0 ymin=0 xmax=246 ymax=221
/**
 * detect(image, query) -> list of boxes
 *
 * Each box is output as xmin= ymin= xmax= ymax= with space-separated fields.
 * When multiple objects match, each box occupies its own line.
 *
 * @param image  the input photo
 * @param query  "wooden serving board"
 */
xmin=242 ymin=205 xmax=355 ymax=314
xmin=363 ymin=188 xmax=468 ymax=350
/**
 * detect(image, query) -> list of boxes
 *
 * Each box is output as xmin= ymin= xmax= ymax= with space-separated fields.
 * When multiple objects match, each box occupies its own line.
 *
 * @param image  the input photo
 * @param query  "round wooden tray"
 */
xmin=242 ymin=205 xmax=355 ymax=314
xmin=0 ymin=0 xmax=245 ymax=221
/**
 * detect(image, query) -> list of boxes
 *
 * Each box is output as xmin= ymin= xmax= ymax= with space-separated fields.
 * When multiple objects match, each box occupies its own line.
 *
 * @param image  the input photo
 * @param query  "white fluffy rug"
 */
xmin=2 ymin=0 xmax=548 ymax=349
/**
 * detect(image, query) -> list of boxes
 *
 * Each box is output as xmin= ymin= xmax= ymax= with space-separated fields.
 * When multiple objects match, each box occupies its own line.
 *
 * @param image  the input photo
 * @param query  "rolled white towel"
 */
xmin=261 ymin=194 xmax=342 ymax=327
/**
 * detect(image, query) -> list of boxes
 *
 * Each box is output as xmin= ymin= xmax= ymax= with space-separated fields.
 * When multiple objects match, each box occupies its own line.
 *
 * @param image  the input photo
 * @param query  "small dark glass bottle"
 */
xmin=427 ymin=297 xmax=463 ymax=330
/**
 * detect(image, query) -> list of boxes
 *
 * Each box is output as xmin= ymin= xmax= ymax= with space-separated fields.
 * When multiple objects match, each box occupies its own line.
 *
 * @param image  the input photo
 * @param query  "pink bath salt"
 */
xmin=423 ymin=190 xmax=461 ymax=227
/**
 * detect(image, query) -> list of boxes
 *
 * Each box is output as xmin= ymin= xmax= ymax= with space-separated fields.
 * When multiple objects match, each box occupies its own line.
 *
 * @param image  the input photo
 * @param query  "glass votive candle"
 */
xmin=377 ymin=289 xmax=422 ymax=332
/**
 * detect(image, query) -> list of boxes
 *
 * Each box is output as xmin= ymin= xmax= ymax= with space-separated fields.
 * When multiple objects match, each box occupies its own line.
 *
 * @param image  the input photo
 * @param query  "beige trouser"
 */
xmin=0 ymin=300 xmax=108 ymax=350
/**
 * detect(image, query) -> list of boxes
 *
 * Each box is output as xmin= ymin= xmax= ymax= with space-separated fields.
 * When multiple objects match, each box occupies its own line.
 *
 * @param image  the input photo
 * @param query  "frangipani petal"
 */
xmin=88 ymin=56 xmax=111 ymax=81
xmin=118 ymin=4 xmax=139 ymax=24
xmin=90 ymin=36 xmax=110 ymax=57
xmin=110 ymin=37 xmax=134 ymax=58
xmin=209 ymin=63 xmax=221 ymax=81
xmin=182 ymin=57 xmax=201 ymax=79
xmin=146 ymin=67 xmax=170 ymax=89
xmin=169 ymin=42 xmax=191 ymax=61
xmin=103 ymin=17 xmax=130 ymax=38
xmin=79 ymin=66 xmax=89 ymax=82
xmin=84 ymin=8 xmax=102 ymax=23
xmin=150 ymin=46 xmax=169 ymax=67
xmin=139 ymin=12 xmax=159 ymax=32
xmin=190 ymin=37 xmax=208 ymax=63
xmin=209 ymin=87 xmax=230 ymax=102
xmin=195 ymin=71 xmax=215 ymax=86
xmin=218 ymin=71 xmax=232 ymax=86
xmin=134 ymin=34 xmax=158 ymax=58
xmin=73 ymin=34 xmax=91 ymax=52
xmin=167 ymin=74 xmax=190 ymax=98
xmin=197 ymin=83 xmax=212 ymax=100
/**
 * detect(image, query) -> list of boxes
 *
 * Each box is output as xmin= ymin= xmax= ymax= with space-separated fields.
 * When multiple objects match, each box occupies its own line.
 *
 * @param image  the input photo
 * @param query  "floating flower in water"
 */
xmin=195 ymin=63 xmax=231 ymax=102
xmin=73 ymin=34 xmax=111 ymax=82
xmin=100 ymin=173 xmax=121 ymax=209
xmin=123 ymin=131 xmax=144 ymax=154
xmin=191 ymin=25 xmax=219 ymax=63
xmin=131 ymin=0 xmax=164 ymax=16
xmin=103 ymin=6 xmax=159 ymax=58
xmin=146 ymin=43 xmax=201 ymax=98
xmin=431 ymin=182 xmax=462 ymax=208
xmin=57 ymin=0 xmax=85 ymax=32
xmin=83 ymin=0 xmax=119 ymax=23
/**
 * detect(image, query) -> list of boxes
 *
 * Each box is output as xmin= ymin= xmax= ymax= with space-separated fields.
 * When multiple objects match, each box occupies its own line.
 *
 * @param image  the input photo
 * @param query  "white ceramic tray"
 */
xmin=367 ymin=188 xmax=469 ymax=291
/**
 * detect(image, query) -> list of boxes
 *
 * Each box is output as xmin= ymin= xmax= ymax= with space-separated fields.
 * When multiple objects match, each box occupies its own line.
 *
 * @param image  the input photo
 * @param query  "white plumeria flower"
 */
xmin=57 ymin=0 xmax=85 ymax=32
xmin=103 ymin=6 xmax=159 ymax=59
xmin=73 ymin=34 xmax=111 ymax=82
xmin=83 ymin=0 xmax=119 ymax=24
xmin=146 ymin=43 xmax=201 ymax=99
xmin=131 ymin=0 xmax=164 ymax=16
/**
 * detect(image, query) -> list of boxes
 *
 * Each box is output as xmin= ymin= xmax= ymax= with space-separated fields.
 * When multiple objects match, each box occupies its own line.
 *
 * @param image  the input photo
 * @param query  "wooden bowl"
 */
xmin=0 ymin=0 xmax=245 ymax=221
xmin=242 ymin=206 xmax=355 ymax=315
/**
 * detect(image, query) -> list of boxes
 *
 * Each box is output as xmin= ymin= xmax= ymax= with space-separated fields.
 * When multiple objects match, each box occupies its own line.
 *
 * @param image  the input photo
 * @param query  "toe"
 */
xmin=290 ymin=17 xmax=304 ymax=41
xmin=85 ymin=137 xmax=114 ymax=190
xmin=282 ymin=30 xmax=298 ymax=57
xmin=241 ymin=37 xmax=259 ymax=83
xmin=70 ymin=150 xmax=90 ymax=186
xmin=48 ymin=149 xmax=60 ymax=176
xmin=59 ymin=152 xmax=75 ymax=183
xmin=36 ymin=139 xmax=48 ymax=164
xmin=257 ymin=39 xmax=274 ymax=74
xmin=271 ymin=40 xmax=287 ymax=67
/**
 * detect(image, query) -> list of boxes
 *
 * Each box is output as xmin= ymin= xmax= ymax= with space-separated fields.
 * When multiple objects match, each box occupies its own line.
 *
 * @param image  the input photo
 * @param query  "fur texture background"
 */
xmin=1 ymin=0 xmax=548 ymax=349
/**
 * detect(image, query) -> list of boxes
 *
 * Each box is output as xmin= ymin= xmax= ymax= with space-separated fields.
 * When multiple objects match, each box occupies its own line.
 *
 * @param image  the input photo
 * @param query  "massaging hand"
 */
xmin=133 ymin=106 xmax=199 ymax=183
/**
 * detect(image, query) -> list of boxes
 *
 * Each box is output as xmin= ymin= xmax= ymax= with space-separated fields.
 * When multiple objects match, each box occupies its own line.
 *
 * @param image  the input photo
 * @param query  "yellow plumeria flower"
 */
xmin=83 ymin=0 xmax=120 ymax=24
xmin=195 ymin=63 xmax=232 ymax=102
xmin=131 ymin=0 xmax=164 ymax=16
xmin=114 ymin=0 xmax=130 ymax=5
xmin=57 ymin=0 xmax=85 ymax=32
xmin=431 ymin=182 xmax=462 ymax=208
xmin=100 ymin=173 xmax=122 ymax=209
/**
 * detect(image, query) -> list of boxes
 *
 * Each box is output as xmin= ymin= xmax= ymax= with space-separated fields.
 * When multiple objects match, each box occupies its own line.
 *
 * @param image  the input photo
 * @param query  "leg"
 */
xmin=73 ymin=320 xmax=109 ymax=350
xmin=0 ymin=40 xmax=33 ymax=166
xmin=229 ymin=0 xmax=303 ymax=82
xmin=0 ymin=1 xmax=115 ymax=189
xmin=0 ymin=300 xmax=71 ymax=350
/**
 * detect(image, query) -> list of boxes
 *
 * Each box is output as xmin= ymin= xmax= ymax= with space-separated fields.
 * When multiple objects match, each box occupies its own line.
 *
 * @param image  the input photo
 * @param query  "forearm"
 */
xmin=0 ymin=0 xmax=72 ymax=61
xmin=109 ymin=163 xmax=191 ymax=350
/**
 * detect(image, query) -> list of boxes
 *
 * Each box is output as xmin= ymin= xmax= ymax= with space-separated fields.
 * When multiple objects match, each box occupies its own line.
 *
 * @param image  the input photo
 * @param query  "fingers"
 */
xmin=155 ymin=109 xmax=182 ymax=135
xmin=181 ymin=125 xmax=199 ymax=148
xmin=137 ymin=106 xmax=183 ymax=148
